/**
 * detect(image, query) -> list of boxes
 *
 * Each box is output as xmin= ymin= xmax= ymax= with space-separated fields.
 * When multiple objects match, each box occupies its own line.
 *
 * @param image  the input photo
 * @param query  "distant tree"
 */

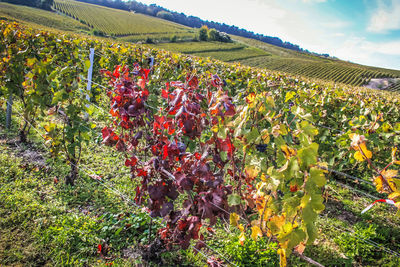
xmin=208 ymin=28 xmax=218 ymax=41
xmin=156 ymin=11 xmax=174 ymax=21
xmin=199 ymin=25 xmax=208 ymax=41
xmin=145 ymin=37 xmax=154 ymax=44
xmin=170 ymin=34 xmax=177 ymax=43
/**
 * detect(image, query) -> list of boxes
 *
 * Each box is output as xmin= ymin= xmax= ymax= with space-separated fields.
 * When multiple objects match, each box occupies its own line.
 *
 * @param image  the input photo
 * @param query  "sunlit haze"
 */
xmin=133 ymin=0 xmax=400 ymax=70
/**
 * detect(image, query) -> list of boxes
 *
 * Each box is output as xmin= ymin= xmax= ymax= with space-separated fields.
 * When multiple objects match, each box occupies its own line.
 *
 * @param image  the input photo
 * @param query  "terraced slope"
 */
xmin=53 ymin=0 xmax=195 ymax=40
xmin=0 ymin=2 xmax=90 ymax=33
xmin=148 ymin=41 xmax=268 ymax=62
xmin=232 ymin=35 xmax=400 ymax=87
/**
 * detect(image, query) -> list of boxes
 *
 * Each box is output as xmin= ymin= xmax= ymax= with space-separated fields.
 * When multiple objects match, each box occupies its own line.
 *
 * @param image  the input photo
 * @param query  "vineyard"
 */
xmin=1 ymin=20 xmax=400 ymax=267
xmin=0 ymin=2 xmax=91 ymax=33
xmin=231 ymin=35 xmax=400 ymax=88
xmin=148 ymin=42 xmax=268 ymax=62
xmin=1 ymin=1 xmax=400 ymax=91
xmin=52 ymin=0 xmax=195 ymax=40
xmin=387 ymin=80 xmax=400 ymax=92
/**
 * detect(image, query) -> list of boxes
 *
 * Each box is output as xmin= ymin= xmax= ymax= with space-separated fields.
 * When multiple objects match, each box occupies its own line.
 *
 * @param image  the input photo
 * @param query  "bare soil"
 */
xmin=364 ymin=78 xmax=400 ymax=90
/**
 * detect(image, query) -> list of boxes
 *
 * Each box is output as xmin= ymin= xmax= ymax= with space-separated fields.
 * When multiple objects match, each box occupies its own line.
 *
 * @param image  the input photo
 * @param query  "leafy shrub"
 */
xmin=170 ymin=34 xmax=177 ymax=43
xmin=198 ymin=25 xmax=208 ymax=41
xmin=145 ymin=37 xmax=154 ymax=44
xmin=92 ymin=29 xmax=104 ymax=36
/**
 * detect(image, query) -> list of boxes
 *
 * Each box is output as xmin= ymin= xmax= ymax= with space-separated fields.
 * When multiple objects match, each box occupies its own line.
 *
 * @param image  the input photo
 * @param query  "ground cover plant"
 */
xmin=1 ymin=20 xmax=400 ymax=266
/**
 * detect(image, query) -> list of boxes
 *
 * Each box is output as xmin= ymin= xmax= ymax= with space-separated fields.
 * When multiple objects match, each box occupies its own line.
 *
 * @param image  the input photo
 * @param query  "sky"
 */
xmin=133 ymin=0 xmax=400 ymax=70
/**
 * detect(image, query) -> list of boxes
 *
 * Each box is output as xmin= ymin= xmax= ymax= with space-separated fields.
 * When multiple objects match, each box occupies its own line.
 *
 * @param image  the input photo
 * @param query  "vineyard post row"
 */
xmin=5 ymin=94 xmax=12 ymax=129
xmin=12 ymin=99 xmax=398 ymax=265
xmin=3 ymin=21 xmax=400 ymax=266
xmin=9 ymin=104 xmax=234 ymax=267
xmin=12 ymin=102 xmax=330 ymax=267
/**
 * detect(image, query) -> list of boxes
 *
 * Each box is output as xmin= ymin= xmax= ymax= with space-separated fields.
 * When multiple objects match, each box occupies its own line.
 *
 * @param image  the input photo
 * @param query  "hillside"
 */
xmin=1 ymin=0 xmax=400 ymax=90
xmin=53 ymin=0 xmax=196 ymax=41
xmin=232 ymin=35 xmax=400 ymax=88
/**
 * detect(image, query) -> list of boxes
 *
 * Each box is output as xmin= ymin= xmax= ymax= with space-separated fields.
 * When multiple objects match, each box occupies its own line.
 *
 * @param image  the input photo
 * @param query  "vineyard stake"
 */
xmin=85 ymin=48 xmax=95 ymax=119
xmin=6 ymin=94 xmax=12 ymax=129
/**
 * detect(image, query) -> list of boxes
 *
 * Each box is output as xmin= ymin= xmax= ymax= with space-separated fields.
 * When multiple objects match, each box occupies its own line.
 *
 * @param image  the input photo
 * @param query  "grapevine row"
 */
xmin=1 ymin=20 xmax=400 ymax=266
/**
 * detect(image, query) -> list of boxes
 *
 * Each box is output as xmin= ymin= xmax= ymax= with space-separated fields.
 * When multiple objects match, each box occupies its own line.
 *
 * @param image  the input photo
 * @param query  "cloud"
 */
xmin=326 ymin=36 xmax=400 ymax=69
xmin=361 ymin=40 xmax=400 ymax=56
xmin=321 ymin=20 xmax=351 ymax=29
xmin=367 ymin=0 xmax=400 ymax=33
xmin=322 ymin=20 xmax=350 ymax=29
xmin=302 ymin=0 xmax=326 ymax=3
xmin=331 ymin=32 xmax=345 ymax=37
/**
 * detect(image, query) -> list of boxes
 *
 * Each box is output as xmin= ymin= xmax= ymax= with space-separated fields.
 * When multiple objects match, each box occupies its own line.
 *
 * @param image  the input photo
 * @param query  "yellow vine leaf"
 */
xmin=382 ymin=169 xmax=398 ymax=180
xmin=294 ymin=242 xmax=306 ymax=255
xmin=374 ymin=176 xmax=384 ymax=193
xmin=260 ymin=173 xmax=268 ymax=182
xmin=354 ymin=143 xmax=372 ymax=161
xmin=246 ymin=92 xmax=256 ymax=107
xmin=271 ymin=124 xmax=281 ymax=138
xmin=251 ymin=225 xmax=263 ymax=241
xmin=261 ymin=129 xmax=270 ymax=144
xmin=359 ymin=143 xmax=372 ymax=159
xmin=230 ymin=212 xmax=240 ymax=227
xmin=374 ymin=170 xmax=399 ymax=193
xmin=268 ymin=215 xmax=286 ymax=234
xmin=277 ymin=248 xmax=287 ymax=267
xmin=354 ymin=151 xmax=365 ymax=162
xmin=392 ymin=147 xmax=399 ymax=164
xmin=281 ymin=145 xmax=297 ymax=159
xmin=258 ymin=104 xmax=266 ymax=113
xmin=238 ymin=231 xmax=246 ymax=246
xmin=238 ymin=224 xmax=244 ymax=232
xmin=392 ymin=147 xmax=397 ymax=159
xmin=389 ymin=192 xmax=400 ymax=200
xmin=383 ymin=170 xmax=399 ymax=192
xmin=245 ymin=165 xmax=260 ymax=179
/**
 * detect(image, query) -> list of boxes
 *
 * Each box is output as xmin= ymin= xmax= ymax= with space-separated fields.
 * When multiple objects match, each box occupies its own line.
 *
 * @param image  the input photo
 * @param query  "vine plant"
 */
xmin=101 ymin=64 xmax=326 ymax=266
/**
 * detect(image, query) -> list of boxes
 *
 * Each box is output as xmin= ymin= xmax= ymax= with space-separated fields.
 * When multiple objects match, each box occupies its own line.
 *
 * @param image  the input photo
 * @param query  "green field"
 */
xmin=53 ymin=0 xmax=195 ymax=39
